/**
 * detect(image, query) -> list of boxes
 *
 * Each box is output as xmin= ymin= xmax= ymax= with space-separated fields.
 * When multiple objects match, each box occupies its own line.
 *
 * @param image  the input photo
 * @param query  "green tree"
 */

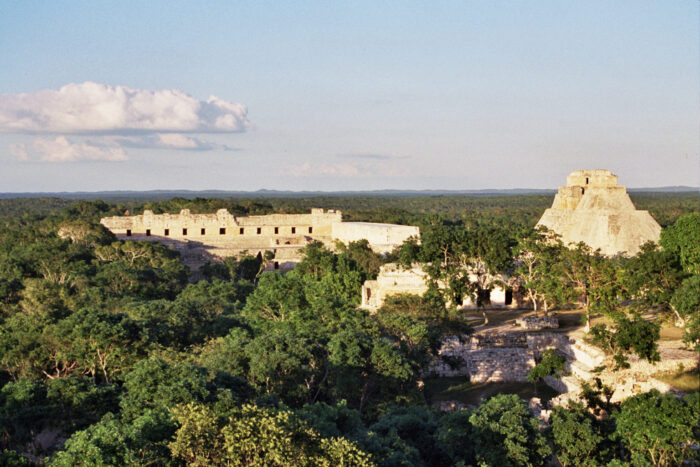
xmin=169 ymin=403 xmax=375 ymax=466
xmin=561 ymin=243 xmax=622 ymax=332
xmin=42 ymin=308 xmax=145 ymax=383
xmin=335 ymin=239 xmax=383 ymax=278
xmin=514 ymin=227 xmax=567 ymax=313
xmin=590 ymin=316 xmax=660 ymax=369
xmin=549 ymin=402 xmax=604 ymax=467
xmin=369 ymin=406 xmax=445 ymax=465
xmin=433 ymin=409 xmax=474 ymax=465
xmin=49 ymin=410 xmax=174 ymax=466
xmin=118 ymin=358 xmax=211 ymax=420
xmin=660 ymin=213 xmax=700 ymax=275
xmin=614 ymin=390 xmax=699 ymax=466
xmin=622 ymin=242 xmax=685 ymax=323
xmin=527 ymin=349 xmax=567 ymax=394
xmin=469 ymin=394 xmax=550 ymax=467
xmin=244 ymin=326 xmax=321 ymax=405
xmin=670 ymin=275 xmax=700 ymax=350
xmin=459 ymin=224 xmax=517 ymax=324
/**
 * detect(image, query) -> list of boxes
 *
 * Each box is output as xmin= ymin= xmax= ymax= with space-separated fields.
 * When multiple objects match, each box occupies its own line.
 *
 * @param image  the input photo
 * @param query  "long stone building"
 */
xmin=537 ymin=169 xmax=661 ymax=256
xmin=100 ymin=208 xmax=419 ymax=270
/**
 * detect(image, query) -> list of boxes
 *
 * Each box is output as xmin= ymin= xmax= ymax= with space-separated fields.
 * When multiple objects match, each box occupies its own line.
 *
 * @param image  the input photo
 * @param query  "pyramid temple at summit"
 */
xmin=537 ymin=169 xmax=661 ymax=256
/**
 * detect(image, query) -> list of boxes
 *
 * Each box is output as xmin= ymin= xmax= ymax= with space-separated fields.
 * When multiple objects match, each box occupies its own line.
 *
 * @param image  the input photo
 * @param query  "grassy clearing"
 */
xmin=654 ymin=368 xmax=700 ymax=392
xmin=659 ymin=324 xmax=684 ymax=341
xmin=423 ymin=377 xmax=559 ymax=407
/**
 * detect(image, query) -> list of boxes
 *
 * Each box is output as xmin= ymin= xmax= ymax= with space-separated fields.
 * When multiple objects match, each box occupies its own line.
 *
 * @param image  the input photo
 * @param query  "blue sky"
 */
xmin=0 ymin=1 xmax=697 ymax=191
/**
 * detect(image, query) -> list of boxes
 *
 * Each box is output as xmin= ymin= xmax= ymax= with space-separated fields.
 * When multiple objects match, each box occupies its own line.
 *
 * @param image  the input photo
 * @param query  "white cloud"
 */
xmin=156 ymin=133 xmax=199 ymax=149
xmin=336 ymin=153 xmax=410 ymax=160
xmin=0 ymin=81 xmax=249 ymax=134
xmin=1 ymin=82 xmax=248 ymax=162
xmin=114 ymin=133 xmax=236 ymax=151
xmin=9 ymin=143 xmax=29 ymax=161
xmin=32 ymin=136 xmax=127 ymax=162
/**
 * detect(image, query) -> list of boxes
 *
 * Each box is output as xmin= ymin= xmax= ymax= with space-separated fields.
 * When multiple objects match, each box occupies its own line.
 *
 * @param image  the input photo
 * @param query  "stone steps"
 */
xmin=561 ymin=339 xmax=606 ymax=369
xmin=568 ymin=359 xmax=598 ymax=381
xmin=544 ymin=374 xmax=581 ymax=395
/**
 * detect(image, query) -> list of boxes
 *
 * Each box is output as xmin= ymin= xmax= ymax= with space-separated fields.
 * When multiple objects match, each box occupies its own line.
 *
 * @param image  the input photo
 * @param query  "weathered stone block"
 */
xmin=515 ymin=316 xmax=559 ymax=330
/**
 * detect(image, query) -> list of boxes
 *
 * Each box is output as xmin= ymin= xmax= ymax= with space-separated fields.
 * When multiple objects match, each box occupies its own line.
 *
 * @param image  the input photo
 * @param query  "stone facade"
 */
xmin=100 ymin=209 xmax=419 ymax=270
xmin=537 ymin=169 xmax=661 ymax=256
xmin=360 ymin=263 xmax=517 ymax=311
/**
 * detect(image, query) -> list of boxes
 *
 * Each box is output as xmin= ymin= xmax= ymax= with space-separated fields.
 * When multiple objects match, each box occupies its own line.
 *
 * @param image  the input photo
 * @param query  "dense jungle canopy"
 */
xmin=0 ymin=193 xmax=697 ymax=465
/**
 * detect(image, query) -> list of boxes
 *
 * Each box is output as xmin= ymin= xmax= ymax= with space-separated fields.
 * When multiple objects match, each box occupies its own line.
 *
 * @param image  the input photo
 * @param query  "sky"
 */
xmin=0 ymin=1 xmax=698 ymax=192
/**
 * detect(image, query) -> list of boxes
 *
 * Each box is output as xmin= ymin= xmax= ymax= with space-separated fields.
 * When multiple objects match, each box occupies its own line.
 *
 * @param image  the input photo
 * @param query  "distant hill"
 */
xmin=627 ymin=186 xmax=699 ymax=193
xmin=0 ymin=186 xmax=696 ymax=200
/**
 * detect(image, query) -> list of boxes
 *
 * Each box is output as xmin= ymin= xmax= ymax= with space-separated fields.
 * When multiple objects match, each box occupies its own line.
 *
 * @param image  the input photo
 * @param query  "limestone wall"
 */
xmin=101 ymin=209 xmax=420 ymax=270
xmin=331 ymin=222 xmax=419 ymax=254
xmin=516 ymin=316 xmax=559 ymax=331
xmin=427 ymin=332 xmax=598 ymax=385
xmin=101 ymin=208 xmax=342 ymax=240
xmin=427 ymin=334 xmax=536 ymax=382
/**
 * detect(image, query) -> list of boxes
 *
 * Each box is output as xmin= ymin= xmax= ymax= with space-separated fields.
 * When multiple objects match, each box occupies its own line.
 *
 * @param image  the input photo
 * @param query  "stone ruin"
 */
xmin=427 ymin=330 xmax=697 ymax=407
xmin=360 ymin=263 xmax=519 ymax=311
xmin=100 ymin=208 xmax=419 ymax=271
xmin=515 ymin=315 xmax=559 ymax=330
xmin=537 ymin=169 xmax=661 ymax=256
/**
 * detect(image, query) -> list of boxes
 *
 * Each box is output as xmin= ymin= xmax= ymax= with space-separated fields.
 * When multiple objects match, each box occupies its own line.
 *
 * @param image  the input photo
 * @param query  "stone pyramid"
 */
xmin=537 ymin=169 xmax=661 ymax=256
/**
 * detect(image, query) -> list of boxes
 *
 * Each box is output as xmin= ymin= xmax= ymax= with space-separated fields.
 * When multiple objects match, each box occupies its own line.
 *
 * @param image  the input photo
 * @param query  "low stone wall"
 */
xmin=469 ymin=349 xmax=536 ymax=382
xmin=430 ymin=347 xmax=536 ymax=382
xmin=427 ymin=332 xmax=552 ymax=382
xmin=526 ymin=333 xmax=570 ymax=358
xmin=515 ymin=316 xmax=559 ymax=330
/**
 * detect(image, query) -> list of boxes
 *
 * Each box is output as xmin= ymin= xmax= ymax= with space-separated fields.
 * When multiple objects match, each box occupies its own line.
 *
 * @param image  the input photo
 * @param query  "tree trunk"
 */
xmin=529 ymin=291 xmax=538 ymax=314
xmin=670 ymin=305 xmax=686 ymax=327
xmin=359 ymin=380 xmax=369 ymax=412
xmin=311 ymin=359 xmax=329 ymax=403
